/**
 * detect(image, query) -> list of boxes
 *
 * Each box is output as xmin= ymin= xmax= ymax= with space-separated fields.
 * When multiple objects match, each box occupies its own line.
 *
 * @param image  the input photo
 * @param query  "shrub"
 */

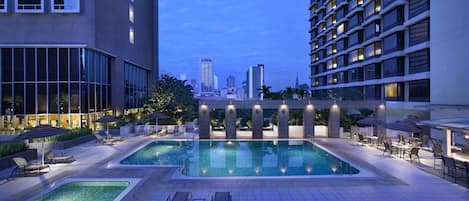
xmin=0 ymin=143 xmax=27 ymax=158
xmin=33 ymin=128 xmax=92 ymax=143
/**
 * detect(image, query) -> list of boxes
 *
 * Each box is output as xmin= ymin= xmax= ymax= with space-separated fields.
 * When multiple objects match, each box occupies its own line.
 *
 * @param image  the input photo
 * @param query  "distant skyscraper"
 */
xmin=227 ymin=75 xmax=236 ymax=88
xmin=200 ymin=59 xmax=213 ymax=93
xmin=190 ymin=79 xmax=198 ymax=93
xmin=246 ymin=64 xmax=265 ymax=100
xmin=213 ymin=75 xmax=219 ymax=91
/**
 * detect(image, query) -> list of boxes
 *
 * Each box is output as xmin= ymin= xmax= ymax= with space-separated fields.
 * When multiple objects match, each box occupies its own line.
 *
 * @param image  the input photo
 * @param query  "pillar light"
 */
xmin=306 ymin=104 xmax=314 ymax=111
xmin=200 ymin=104 xmax=208 ymax=110
xmin=379 ymin=103 xmax=385 ymax=109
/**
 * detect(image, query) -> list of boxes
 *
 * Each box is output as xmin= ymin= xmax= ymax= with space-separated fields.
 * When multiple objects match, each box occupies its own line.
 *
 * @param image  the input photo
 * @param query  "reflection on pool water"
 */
xmin=121 ymin=140 xmax=360 ymax=177
xmin=35 ymin=181 xmax=129 ymax=201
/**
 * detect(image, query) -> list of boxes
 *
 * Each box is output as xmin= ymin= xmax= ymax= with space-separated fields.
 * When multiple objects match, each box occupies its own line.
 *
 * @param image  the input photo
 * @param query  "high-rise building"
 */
xmin=179 ymin=74 xmax=187 ymax=81
xmin=309 ymin=0 xmax=432 ymax=120
xmin=227 ymin=75 xmax=236 ymax=89
xmin=0 ymin=0 xmax=158 ymax=129
xmin=246 ymin=64 xmax=265 ymax=100
xmin=213 ymin=75 xmax=219 ymax=91
xmin=200 ymin=59 xmax=213 ymax=94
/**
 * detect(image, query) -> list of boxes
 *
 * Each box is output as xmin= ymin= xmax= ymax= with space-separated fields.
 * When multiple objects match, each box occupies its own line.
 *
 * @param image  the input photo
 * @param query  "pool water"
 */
xmin=121 ymin=140 xmax=360 ymax=177
xmin=35 ymin=181 xmax=129 ymax=201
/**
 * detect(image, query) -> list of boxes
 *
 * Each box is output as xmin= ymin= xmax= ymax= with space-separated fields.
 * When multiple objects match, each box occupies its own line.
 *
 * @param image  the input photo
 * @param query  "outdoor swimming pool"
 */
xmin=121 ymin=140 xmax=360 ymax=177
xmin=34 ymin=181 xmax=129 ymax=201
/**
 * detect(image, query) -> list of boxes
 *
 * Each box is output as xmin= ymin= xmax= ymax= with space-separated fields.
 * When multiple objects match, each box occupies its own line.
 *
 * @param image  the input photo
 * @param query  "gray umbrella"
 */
xmin=139 ymin=112 xmax=169 ymax=125
xmin=357 ymin=117 xmax=384 ymax=126
xmin=16 ymin=125 xmax=69 ymax=165
xmin=386 ymin=121 xmax=421 ymax=133
xmin=95 ymin=115 xmax=120 ymax=136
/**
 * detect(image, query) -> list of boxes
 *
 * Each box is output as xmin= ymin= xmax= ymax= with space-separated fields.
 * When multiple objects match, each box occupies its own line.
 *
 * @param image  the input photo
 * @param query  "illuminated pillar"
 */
xmin=303 ymin=104 xmax=315 ymax=138
xmin=443 ymin=128 xmax=452 ymax=155
xmin=225 ymin=104 xmax=237 ymax=139
xmin=376 ymin=103 xmax=386 ymax=137
xmin=278 ymin=104 xmax=289 ymax=139
xmin=328 ymin=103 xmax=340 ymax=138
xmin=252 ymin=104 xmax=263 ymax=139
xmin=198 ymin=104 xmax=210 ymax=139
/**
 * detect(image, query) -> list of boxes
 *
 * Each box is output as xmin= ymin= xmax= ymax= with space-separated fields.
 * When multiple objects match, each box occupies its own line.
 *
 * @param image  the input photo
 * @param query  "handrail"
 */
xmin=17 ymin=4 xmax=42 ymax=10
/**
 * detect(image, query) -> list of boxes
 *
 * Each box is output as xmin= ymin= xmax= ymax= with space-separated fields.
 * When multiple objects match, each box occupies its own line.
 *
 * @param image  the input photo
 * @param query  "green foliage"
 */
xmin=0 ymin=142 xmax=27 ymax=158
xmin=289 ymin=109 xmax=304 ymax=125
xmin=143 ymin=75 xmax=197 ymax=124
xmin=315 ymin=109 xmax=330 ymax=125
xmin=33 ymin=128 xmax=92 ymax=143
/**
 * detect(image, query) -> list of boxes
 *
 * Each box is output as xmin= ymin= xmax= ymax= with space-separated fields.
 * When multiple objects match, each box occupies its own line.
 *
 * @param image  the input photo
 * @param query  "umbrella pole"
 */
xmin=41 ymin=141 xmax=45 ymax=166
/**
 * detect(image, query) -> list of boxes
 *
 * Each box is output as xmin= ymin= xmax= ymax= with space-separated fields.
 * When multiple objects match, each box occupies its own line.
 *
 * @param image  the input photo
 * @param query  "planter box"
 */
xmin=28 ymin=135 xmax=95 ymax=150
xmin=0 ymin=149 xmax=37 ymax=170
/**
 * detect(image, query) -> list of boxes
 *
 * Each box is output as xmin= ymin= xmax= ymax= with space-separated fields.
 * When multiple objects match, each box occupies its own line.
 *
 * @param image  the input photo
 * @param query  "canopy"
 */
xmin=386 ymin=121 xmax=421 ymax=133
xmin=15 ymin=125 xmax=68 ymax=140
xmin=139 ymin=112 xmax=170 ymax=124
xmin=357 ymin=117 xmax=384 ymax=126
xmin=95 ymin=115 xmax=120 ymax=123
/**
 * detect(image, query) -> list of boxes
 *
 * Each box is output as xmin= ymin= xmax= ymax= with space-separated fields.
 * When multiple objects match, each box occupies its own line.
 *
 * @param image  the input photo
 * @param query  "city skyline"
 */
xmin=158 ymin=0 xmax=310 ymax=90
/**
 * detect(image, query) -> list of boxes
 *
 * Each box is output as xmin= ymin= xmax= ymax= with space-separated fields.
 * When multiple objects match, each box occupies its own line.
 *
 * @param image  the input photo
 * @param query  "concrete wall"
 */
xmin=430 ymin=0 xmax=469 ymax=106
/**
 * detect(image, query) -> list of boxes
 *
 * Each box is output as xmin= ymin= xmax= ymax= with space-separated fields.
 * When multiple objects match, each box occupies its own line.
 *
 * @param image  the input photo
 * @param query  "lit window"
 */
xmin=129 ymin=4 xmax=134 ymax=23
xmin=52 ymin=0 xmax=80 ymax=13
xmin=327 ymin=59 xmax=337 ymax=69
xmin=0 ymin=0 xmax=7 ymax=12
xmin=349 ymin=49 xmax=364 ymax=63
xmin=129 ymin=27 xmax=135 ymax=44
xmin=385 ymin=83 xmax=398 ymax=98
xmin=337 ymin=23 xmax=345 ymax=35
xmin=16 ymin=0 xmax=44 ymax=13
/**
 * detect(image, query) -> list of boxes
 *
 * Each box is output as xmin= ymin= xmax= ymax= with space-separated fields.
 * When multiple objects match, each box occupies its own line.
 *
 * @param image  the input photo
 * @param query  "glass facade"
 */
xmin=0 ymin=48 xmax=111 ymax=129
xmin=124 ymin=62 xmax=149 ymax=109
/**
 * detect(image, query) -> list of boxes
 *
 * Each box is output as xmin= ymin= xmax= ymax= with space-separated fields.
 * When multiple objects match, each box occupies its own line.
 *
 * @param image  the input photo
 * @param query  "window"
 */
xmin=365 ymin=85 xmax=381 ymax=100
xmin=327 ymin=44 xmax=336 ymax=55
xmin=364 ymin=20 xmax=380 ymax=40
xmin=320 ymin=23 xmax=327 ymax=32
xmin=125 ymin=62 xmax=149 ymax=109
xmin=337 ymin=22 xmax=346 ymax=35
xmin=383 ymin=6 xmax=404 ymax=31
xmin=326 ymin=0 xmax=336 ymax=12
xmin=318 ymin=63 xmax=326 ymax=73
xmin=348 ymin=31 xmax=363 ymax=47
xmin=364 ymin=63 xmax=381 ymax=80
xmin=348 ymin=12 xmax=363 ymax=29
xmin=52 ymin=0 xmax=80 ymax=13
xmin=409 ymin=49 xmax=430 ymax=74
xmin=327 ymin=59 xmax=337 ymax=70
xmin=409 ymin=19 xmax=429 ymax=46
xmin=326 ymin=15 xmax=336 ymax=26
xmin=348 ymin=67 xmax=364 ymax=82
xmin=129 ymin=27 xmax=135 ymax=44
xmin=382 ymin=57 xmax=404 ymax=77
xmin=409 ymin=79 xmax=430 ymax=102
xmin=327 ymin=29 xmax=336 ymax=41
xmin=385 ymin=83 xmax=404 ymax=101
xmin=0 ymin=0 xmax=7 ymax=12
xmin=349 ymin=49 xmax=364 ymax=63
xmin=383 ymin=32 xmax=404 ymax=54
xmin=365 ymin=0 xmax=381 ymax=19
xmin=336 ymin=5 xmax=348 ymax=20
xmin=349 ymin=0 xmax=363 ymax=11
xmin=337 ymin=54 xmax=348 ymax=67
xmin=327 ymin=74 xmax=338 ymax=84
xmin=129 ymin=4 xmax=135 ymax=23
xmin=2 ymin=48 xmax=12 ymax=82
xmin=336 ymin=38 xmax=348 ymax=51
xmin=337 ymin=71 xmax=348 ymax=83
xmin=26 ymin=48 xmax=35 ymax=81
xmin=365 ymin=42 xmax=381 ymax=58
xmin=16 ymin=0 xmax=44 ymax=13
xmin=409 ymin=0 xmax=429 ymax=19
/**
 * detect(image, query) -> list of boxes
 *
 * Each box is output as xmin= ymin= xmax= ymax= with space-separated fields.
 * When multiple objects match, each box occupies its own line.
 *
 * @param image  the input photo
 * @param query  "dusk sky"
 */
xmin=159 ymin=0 xmax=310 ymax=91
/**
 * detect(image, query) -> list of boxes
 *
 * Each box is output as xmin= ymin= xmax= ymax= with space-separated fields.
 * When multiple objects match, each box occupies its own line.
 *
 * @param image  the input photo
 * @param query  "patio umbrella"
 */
xmin=385 ymin=121 xmax=421 ymax=133
xmin=357 ymin=116 xmax=384 ymax=136
xmin=140 ymin=112 xmax=169 ymax=125
xmin=15 ymin=125 xmax=69 ymax=166
xmin=95 ymin=115 xmax=120 ymax=136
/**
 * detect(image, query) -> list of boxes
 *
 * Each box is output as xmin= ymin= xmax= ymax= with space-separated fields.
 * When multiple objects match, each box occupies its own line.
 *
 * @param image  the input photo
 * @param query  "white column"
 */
xmin=443 ymin=128 xmax=452 ymax=155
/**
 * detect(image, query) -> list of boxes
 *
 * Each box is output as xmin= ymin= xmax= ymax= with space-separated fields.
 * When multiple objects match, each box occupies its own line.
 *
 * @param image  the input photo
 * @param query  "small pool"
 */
xmin=121 ymin=140 xmax=360 ymax=177
xmin=35 ymin=181 xmax=129 ymax=201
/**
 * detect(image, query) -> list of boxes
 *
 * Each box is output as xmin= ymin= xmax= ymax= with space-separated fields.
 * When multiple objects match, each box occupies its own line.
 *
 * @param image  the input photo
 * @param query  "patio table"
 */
xmin=392 ymin=143 xmax=413 ymax=159
xmin=365 ymin=136 xmax=379 ymax=145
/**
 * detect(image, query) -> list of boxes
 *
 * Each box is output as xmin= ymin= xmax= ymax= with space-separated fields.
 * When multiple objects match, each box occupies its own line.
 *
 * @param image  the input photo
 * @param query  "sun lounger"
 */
xmin=46 ymin=151 xmax=75 ymax=164
xmin=212 ymin=192 xmax=232 ymax=201
xmin=12 ymin=157 xmax=50 ymax=176
xmin=106 ymin=133 xmax=124 ymax=141
xmin=94 ymin=134 xmax=115 ymax=145
xmin=167 ymin=192 xmax=192 ymax=201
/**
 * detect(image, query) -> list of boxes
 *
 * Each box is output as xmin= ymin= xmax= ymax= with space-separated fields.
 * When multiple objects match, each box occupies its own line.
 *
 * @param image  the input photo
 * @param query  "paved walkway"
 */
xmin=0 ymin=136 xmax=468 ymax=201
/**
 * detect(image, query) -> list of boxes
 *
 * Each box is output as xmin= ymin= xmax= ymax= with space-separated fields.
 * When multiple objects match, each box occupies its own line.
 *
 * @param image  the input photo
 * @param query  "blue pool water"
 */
xmin=35 ymin=181 xmax=129 ymax=201
xmin=121 ymin=140 xmax=359 ymax=177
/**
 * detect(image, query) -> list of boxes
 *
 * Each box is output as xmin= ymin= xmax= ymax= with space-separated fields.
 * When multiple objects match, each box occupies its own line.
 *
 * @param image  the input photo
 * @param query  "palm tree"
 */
xmin=257 ymin=85 xmax=272 ymax=99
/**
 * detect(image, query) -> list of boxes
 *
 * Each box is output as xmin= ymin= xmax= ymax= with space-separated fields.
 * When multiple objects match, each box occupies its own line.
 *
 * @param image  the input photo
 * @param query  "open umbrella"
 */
xmin=386 ymin=121 xmax=421 ymax=133
xmin=357 ymin=116 xmax=384 ymax=136
xmin=15 ymin=125 xmax=69 ymax=166
xmin=95 ymin=115 xmax=120 ymax=136
xmin=139 ymin=112 xmax=169 ymax=125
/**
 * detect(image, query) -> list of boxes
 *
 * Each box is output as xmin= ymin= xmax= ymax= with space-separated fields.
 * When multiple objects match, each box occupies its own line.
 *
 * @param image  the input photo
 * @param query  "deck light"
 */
xmin=306 ymin=165 xmax=313 ymax=174
xmin=280 ymin=167 xmax=287 ymax=175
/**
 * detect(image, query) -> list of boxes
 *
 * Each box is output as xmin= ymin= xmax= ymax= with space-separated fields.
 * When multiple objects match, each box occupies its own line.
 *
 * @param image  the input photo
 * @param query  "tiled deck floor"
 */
xmin=0 ymin=135 xmax=468 ymax=201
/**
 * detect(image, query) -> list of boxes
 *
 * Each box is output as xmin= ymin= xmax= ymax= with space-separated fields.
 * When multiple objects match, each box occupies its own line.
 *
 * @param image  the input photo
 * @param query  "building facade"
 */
xmin=246 ymin=64 xmax=264 ymax=100
xmin=200 ymin=58 xmax=213 ymax=95
xmin=226 ymin=75 xmax=235 ymax=89
xmin=309 ymin=0 xmax=431 ymax=121
xmin=0 ymin=0 xmax=158 ymax=129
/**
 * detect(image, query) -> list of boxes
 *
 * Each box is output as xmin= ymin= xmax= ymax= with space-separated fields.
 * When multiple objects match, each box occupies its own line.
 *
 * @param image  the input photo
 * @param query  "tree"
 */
xmin=257 ymin=85 xmax=272 ymax=99
xmin=143 ymin=75 xmax=197 ymax=124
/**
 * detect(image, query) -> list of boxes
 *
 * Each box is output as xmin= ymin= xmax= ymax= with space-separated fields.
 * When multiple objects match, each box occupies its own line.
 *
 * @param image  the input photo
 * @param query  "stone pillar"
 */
xmin=252 ymin=104 xmax=263 ymax=139
xmin=198 ymin=104 xmax=210 ymax=139
xmin=376 ymin=103 xmax=386 ymax=137
xmin=278 ymin=104 xmax=289 ymax=139
xmin=443 ymin=128 xmax=452 ymax=155
xmin=303 ymin=104 xmax=315 ymax=138
xmin=328 ymin=103 xmax=341 ymax=138
xmin=225 ymin=104 xmax=237 ymax=139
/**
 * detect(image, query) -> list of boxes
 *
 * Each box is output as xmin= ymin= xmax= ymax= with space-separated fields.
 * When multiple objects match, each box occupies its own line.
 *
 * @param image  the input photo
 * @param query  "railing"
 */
xmin=17 ymin=4 xmax=42 ymax=10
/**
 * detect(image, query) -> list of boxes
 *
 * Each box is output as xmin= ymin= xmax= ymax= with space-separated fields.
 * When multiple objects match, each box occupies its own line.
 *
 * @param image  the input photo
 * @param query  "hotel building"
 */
xmin=0 ymin=0 xmax=158 ymax=129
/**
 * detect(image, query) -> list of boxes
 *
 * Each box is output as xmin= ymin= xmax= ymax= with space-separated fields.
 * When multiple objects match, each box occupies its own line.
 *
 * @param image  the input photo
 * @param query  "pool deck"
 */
xmin=0 ymin=134 xmax=468 ymax=201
